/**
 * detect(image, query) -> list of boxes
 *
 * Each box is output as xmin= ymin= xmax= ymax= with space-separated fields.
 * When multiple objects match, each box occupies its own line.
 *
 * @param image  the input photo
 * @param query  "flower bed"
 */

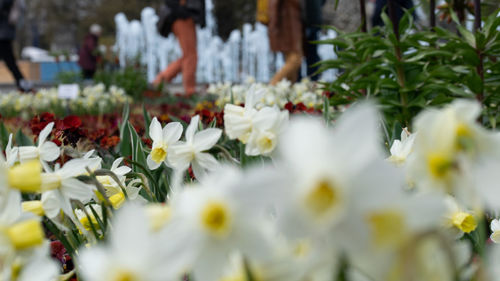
xmin=0 ymin=84 xmax=132 ymax=118
xmin=2 ymin=80 xmax=500 ymax=281
xmin=208 ymin=78 xmax=327 ymax=110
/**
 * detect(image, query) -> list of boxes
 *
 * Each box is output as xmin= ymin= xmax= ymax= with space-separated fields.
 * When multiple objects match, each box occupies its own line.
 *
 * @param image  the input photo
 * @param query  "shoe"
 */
xmin=18 ymin=79 xmax=33 ymax=92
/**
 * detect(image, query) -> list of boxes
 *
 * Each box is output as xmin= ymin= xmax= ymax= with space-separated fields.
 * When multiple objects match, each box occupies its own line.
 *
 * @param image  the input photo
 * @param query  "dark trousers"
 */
xmin=372 ymin=0 xmax=415 ymax=27
xmin=82 ymin=69 xmax=96 ymax=79
xmin=299 ymin=27 xmax=321 ymax=81
xmin=0 ymin=40 xmax=24 ymax=87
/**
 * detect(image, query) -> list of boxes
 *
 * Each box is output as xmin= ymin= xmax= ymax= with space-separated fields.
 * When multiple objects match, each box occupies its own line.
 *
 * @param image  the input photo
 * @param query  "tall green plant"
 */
xmin=318 ymin=9 xmax=500 ymax=139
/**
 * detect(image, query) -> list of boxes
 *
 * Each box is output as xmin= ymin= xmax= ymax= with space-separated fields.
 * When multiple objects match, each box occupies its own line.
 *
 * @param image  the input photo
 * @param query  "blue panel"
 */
xmin=40 ymin=62 xmax=81 ymax=82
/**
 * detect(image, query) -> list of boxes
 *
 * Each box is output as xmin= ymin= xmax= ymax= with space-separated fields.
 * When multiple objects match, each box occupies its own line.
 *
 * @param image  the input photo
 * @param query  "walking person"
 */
xmin=0 ymin=0 xmax=27 ymax=91
xmin=78 ymin=24 xmax=102 ymax=80
xmin=153 ymin=0 xmax=206 ymax=97
xmin=301 ymin=0 xmax=326 ymax=81
xmin=267 ymin=0 xmax=303 ymax=85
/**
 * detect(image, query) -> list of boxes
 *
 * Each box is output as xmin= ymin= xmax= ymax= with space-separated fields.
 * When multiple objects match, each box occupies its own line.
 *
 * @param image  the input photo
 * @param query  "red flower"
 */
xmin=62 ymin=116 xmax=82 ymax=130
xmin=30 ymin=113 xmax=56 ymax=135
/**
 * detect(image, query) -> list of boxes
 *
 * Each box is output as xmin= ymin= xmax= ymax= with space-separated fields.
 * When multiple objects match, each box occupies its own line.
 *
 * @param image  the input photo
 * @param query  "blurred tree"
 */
xmin=20 ymin=0 xmax=162 ymax=52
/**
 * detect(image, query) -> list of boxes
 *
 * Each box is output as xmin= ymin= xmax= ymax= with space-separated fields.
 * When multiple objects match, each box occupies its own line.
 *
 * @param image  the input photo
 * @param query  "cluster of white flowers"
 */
xmin=0 ymin=84 xmax=131 ymax=118
xmin=6 ymin=98 xmax=500 ymax=281
xmin=223 ymin=88 xmax=289 ymax=156
xmin=78 ymin=99 xmax=500 ymax=281
xmin=208 ymin=78 xmax=326 ymax=110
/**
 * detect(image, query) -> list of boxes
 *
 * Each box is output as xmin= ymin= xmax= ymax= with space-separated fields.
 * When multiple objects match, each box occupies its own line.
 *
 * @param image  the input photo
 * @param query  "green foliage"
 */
xmin=55 ymin=71 xmax=83 ymax=84
xmin=318 ymin=9 xmax=500 ymax=138
xmin=94 ymin=66 xmax=148 ymax=101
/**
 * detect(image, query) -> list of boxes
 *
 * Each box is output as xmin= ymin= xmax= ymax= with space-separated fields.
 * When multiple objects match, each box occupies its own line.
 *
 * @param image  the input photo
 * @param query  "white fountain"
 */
xmin=113 ymin=0 xmax=337 ymax=83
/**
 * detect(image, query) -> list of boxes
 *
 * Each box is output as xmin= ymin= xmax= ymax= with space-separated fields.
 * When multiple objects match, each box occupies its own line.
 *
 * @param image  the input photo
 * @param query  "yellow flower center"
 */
xmin=6 ymin=219 xmax=44 ymax=250
xmin=146 ymin=204 xmax=172 ymax=231
xmin=80 ymin=215 xmax=100 ymax=232
xmin=22 ymin=201 xmax=45 ymax=216
xmin=201 ymin=201 xmax=231 ymax=237
xmin=451 ymin=212 xmax=477 ymax=233
xmin=11 ymin=259 xmax=22 ymax=281
xmin=427 ymin=153 xmax=453 ymax=180
xmin=7 ymin=161 xmax=42 ymax=193
xmin=305 ymin=179 xmax=340 ymax=218
xmin=293 ymin=240 xmax=311 ymax=258
xmin=257 ymin=134 xmax=275 ymax=153
xmin=109 ymin=192 xmax=126 ymax=210
xmin=367 ymin=210 xmax=407 ymax=248
xmin=111 ymin=270 xmax=140 ymax=281
xmin=455 ymin=123 xmax=474 ymax=151
xmin=151 ymin=147 xmax=167 ymax=163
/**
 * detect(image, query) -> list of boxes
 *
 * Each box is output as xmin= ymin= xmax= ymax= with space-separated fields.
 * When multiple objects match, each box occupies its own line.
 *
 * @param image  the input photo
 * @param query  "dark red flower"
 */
xmin=62 ymin=116 xmax=82 ymax=130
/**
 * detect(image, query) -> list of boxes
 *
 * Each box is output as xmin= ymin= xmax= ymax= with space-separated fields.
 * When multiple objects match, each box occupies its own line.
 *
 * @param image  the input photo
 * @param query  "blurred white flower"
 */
xmin=78 ymin=204 xmax=174 ymax=281
xmin=245 ymin=106 xmax=288 ymax=156
xmin=160 ymin=166 xmax=273 ymax=281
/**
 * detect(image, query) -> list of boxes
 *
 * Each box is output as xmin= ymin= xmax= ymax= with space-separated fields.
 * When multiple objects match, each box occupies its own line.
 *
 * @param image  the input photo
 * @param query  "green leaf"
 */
xmin=119 ymin=119 xmax=132 ymax=158
xmin=142 ymin=103 xmax=152 ymax=137
xmin=127 ymin=122 xmax=147 ymax=174
xmin=0 ymin=123 xmax=10 ymax=151
xmin=15 ymin=129 xmax=34 ymax=146
xmin=457 ymin=25 xmax=476 ymax=48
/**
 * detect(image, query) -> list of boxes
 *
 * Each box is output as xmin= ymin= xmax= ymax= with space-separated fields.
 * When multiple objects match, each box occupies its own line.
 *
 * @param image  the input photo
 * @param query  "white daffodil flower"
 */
xmin=18 ymin=122 xmax=60 ymax=171
xmin=491 ymin=219 xmax=500 ymax=243
xmin=40 ymin=158 xmax=96 ymax=220
xmin=146 ymin=117 xmax=183 ymax=170
xmin=272 ymin=102 xmax=382 ymax=241
xmin=96 ymin=157 xmax=131 ymax=196
xmin=407 ymin=99 xmax=500 ymax=211
xmin=83 ymin=149 xmax=103 ymax=173
xmin=443 ymin=196 xmax=477 ymax=237
xmin=223 ymin=88 xmax=263 ymax=144
xmin=0 ymin=193 xmax=58 ymax=281
xmin=387 ymin=128 xmax=416 ymax=165
xmin=78 ymin=204 xmax=176 ymax=281
xmin=408 ymin=100 xmax=498 ymax=193
xmin=159 ymin=166 xmax=274 ymax=281
xmin=168 ymin=115 xmax=222 ymax=180
xmin=75 ymin=204 xmax=103 ymax=234
xmin=245 ymin=106 xmax=288 ymax=156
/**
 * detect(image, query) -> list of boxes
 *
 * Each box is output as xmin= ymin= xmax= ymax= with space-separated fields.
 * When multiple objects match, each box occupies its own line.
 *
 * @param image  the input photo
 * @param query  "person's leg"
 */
xmin=178 ymin=18 xmax=197 ymax=96
xmin=0 ymin=40 xmax=25 ymax=87
xmin=305 ymin=27 xmax=321 ymax=81
xmin=270 ymin=51 xmax=302 ymax=85
xmin=152 ymin=20 xmax=184 ymax=85
xmin=372 ymin=0 xmax=387 ymax=27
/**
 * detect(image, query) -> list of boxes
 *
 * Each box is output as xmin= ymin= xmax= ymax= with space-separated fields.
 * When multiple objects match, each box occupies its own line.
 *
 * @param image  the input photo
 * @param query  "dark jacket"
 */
xmin=165 ymin=0 xmax=206 ymax=28
xmin=0 ymin=0 xmax=15 ymax=40
xmin=78 ymin=34 xmax=98 ymax=71
xmin=302 ymin=0 xmax=326 ymax=27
